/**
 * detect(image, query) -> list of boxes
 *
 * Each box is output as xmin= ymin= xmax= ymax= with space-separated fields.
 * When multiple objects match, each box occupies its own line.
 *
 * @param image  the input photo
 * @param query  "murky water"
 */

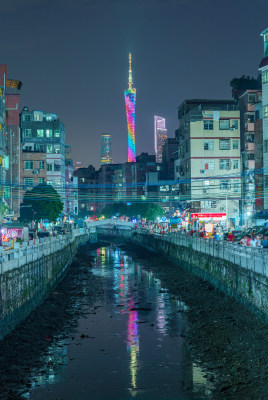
xmin=28 ymin=245 xmax=208 ymax=400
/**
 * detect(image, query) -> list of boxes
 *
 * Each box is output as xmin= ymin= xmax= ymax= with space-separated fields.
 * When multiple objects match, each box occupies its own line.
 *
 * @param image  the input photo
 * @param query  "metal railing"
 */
xmin=0 ymin=227 xmax=88 ymax=274
xmin=137 ymin=230 xmax=268 ymax=278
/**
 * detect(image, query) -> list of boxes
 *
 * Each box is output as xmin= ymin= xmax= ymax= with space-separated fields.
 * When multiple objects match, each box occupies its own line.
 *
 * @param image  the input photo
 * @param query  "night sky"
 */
xmin=1 ymin=0 xmax=268 ymax=169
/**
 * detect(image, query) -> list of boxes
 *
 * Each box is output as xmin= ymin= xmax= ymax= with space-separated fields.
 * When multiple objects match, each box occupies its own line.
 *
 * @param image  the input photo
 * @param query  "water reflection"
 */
xmin=27 ymin=245 xmax=208 ymax=400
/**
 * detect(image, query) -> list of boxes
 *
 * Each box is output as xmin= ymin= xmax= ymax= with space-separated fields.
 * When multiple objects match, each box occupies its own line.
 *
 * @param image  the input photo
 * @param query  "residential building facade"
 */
xmin=176 ymin=99 xmax=241 ymax=227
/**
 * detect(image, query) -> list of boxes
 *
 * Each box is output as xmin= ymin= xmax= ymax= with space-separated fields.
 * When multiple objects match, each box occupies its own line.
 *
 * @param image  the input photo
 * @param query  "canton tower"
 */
xmin=124 ymin=53 xmax=136 ymax=162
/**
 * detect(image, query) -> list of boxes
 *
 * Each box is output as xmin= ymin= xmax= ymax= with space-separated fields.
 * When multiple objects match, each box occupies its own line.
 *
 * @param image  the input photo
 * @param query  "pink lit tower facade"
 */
xmin=124 ymin=53 xmax=136 ymax=162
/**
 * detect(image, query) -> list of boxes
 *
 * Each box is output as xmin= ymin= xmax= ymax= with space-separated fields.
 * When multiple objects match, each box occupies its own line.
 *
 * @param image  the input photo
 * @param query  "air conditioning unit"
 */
xmin=32 ymin=169 xmax=39 ymax=175
xmin=220 ymin=206 xmax=225 ymax=211
xmin=200 ymin=169 xmax=205 ymax=174
xmin=234 ymin=189 xmax=239 ymax=193
xmin=203 ymin=189 xmax=208 ymax=194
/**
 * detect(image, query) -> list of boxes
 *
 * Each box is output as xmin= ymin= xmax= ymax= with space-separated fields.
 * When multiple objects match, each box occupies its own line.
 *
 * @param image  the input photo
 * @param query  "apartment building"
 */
xmin=239 ymin=89 xmax=262 ymax=225
xmin=176 ymin=99 xmax=241 ymax=227
xmin=20 ymin=107 xmax=65 ymax=201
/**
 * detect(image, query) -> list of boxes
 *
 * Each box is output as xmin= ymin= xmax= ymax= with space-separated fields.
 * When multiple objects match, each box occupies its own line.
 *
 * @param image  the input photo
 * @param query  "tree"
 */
xmin=101 ymin=202 xmax=164 ymax=221
xmin=230 ymin=75 xmax=261 ymax=99
xmin=19 ymin=184 xmax=63 ymax=223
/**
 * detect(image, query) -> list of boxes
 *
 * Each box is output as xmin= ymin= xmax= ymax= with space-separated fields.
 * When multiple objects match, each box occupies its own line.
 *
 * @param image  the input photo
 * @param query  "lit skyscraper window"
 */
xmin=154 ymin=116 xmax=167 ymax=163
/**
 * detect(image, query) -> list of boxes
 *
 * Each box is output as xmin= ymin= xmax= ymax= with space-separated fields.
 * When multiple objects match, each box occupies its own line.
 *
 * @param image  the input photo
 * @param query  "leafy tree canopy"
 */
xmin=19 ymin=184 xmax=63 ymax=223
xmin=230 ymin=75 xmax=259 ymax=90
xmin=101 ymin=202 xmax=164 ymax=221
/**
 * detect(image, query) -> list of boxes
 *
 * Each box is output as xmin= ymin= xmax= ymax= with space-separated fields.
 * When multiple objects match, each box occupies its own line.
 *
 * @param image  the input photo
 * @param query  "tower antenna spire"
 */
xmin=128 ymin=52 xmax=133 ymax=90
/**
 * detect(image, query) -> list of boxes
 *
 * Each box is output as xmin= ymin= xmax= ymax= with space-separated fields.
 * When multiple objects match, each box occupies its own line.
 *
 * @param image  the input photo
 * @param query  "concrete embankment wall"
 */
xmin=0 ymin=233 xmax=88 ymax=341
xmin=98 ymin=228 xmax=268 ymax=324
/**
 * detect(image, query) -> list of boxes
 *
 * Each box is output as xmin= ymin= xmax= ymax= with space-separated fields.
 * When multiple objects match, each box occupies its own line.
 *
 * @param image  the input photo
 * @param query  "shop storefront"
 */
xmin=191 ymin=213 xmax=227 ymax=233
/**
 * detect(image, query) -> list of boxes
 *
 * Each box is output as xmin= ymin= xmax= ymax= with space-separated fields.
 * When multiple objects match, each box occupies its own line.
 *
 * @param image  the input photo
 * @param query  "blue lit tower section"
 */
xmin=100 ymin=134 xmax=112 ymax=165
xmin=124 ymin=53 xmax=136 ymax=162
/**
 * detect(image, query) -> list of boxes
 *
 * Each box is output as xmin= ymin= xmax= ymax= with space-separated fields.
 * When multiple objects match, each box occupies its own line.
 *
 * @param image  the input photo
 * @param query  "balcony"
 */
xmin=245 ymin=122 xmax=254 ymax=132
xmin=246 ymin=142 xmax=255 ymax=151
xmin=247 ymin=160 xmax=255 ymax=169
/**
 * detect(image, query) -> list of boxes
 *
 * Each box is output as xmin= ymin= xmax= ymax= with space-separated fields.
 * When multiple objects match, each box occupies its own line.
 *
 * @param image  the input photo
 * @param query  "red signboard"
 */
xmin=191 ymin=213 xmax=226 ymax=219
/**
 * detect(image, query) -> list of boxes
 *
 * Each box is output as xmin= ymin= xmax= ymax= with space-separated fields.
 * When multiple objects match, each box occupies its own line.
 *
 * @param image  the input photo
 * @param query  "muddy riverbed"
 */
xmin=120 ymin=241 xmax=268 ymax=400
xmin=0 ymin=240 xmax=267 ymax=400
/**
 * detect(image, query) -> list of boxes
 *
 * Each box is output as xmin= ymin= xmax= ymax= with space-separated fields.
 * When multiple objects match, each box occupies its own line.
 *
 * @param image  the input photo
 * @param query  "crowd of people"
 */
xmin=136 ymin=222 xmax=268 ymax=249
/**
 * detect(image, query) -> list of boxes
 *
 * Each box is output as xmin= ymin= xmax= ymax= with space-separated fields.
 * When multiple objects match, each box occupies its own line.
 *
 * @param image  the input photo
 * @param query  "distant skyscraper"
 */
xmin=124 ymin=53 xmax=136 ymax=162
xmin=154 ymin=116 xmax=167 ymax=163
xmin=100 ymin=134 xmax=112 ymax=165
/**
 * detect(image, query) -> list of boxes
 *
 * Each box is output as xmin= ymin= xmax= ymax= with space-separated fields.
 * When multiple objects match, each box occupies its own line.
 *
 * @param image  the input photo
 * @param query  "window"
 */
xmin=248 ymin=94 xmax=256 ymax=104
xmin=54 ymin=129 xmax=60 ymax=137
xmin=255 ymin=110 xmax=260 ymax=120
xmin=231 ymin=120 xmax=238 ymax=129
xmin=204 ymin=140 xmax=214 ymax=150
xmin=47 ymin=144 xmax=53 ymax=153
xmin=204 ymin=120 xmax=213 ymax=130
xmin=37 ymin=129 xmax=44 ymax=137
xmin=24 ymin=161 xmax=33 ymax=170
xmin=46 ymin=129 xmax=53 ymax=137
xmin=38 ymin=178 xmax=45 ymax=184
xmin=263 ymin=105 xmax=268 ymax=118
xmin=262 ymin=70 xmax=268 ymax=84
xmin=54 ymin=145 xmax=60 ymax=154
xmin=47 ymin=163 xmax=53 ymax=171
xmin=233 ymin=180 xmax=240 ymax=192
xmin=264 ymin=140 xmax=268 ymax=153
xmin=24 ymin=146 xmax=32 ymax=152
xmin=39 ymin=161 xmax=44 ymax=170
xmin=24 ymin=178 xmax=33 ymax=186
xmin=220 ymin=159 xmax=231 ymax=170
xmin=204 ymin=160 xmax=214 ymax=170
xmin=24 ymin=129 xmax=32 ymax=137
xmin=219 ymin=139 xmax=230 ymax=150
xmin=54 ymin=163 xmax=61 ymax=171
xmin=233 ymin=140 xmax=239 ymax=149
xmin=35 ymin=144 xmax=45 ymax=152
xmin=219 ymin=119 xmax=230 ymax=130
xmin=220 ymin=180 xmax=231 ymax=191
xmin=233 ymin=160 xmax=239 ymax=169
xmin=24 ymin=114 xmax=31 ymax=122
xmin=47 ymin=181 xmax=53 ymax=186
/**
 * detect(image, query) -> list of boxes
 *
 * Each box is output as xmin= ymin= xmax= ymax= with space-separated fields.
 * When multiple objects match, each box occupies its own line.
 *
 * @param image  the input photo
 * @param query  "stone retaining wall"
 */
xmin=97 ymin=227 xmax=268 ymax=324
xmin=0 ymin=233 xmax=88 ymax=341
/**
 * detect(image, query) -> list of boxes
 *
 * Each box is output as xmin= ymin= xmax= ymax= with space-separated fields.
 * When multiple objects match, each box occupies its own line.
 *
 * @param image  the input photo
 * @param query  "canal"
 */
xmin=0 ymin=244 xmax=209 ymax=400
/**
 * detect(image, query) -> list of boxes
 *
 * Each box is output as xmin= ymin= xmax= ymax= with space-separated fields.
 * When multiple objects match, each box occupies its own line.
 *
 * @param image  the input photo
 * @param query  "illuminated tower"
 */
xmin=124 ymin=53 xmax=136 ymax=162
xmin=100 ymin=134 xmax=112 ymax=165
xmin=154 ymin=116 xmax=167 ymax=163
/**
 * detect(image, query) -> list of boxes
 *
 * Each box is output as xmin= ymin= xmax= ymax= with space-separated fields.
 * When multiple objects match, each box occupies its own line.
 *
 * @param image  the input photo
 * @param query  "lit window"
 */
xmin=219 ymin=120 xmax=230 ymax=130
xmin=233 ymin=140 xmax=239 ymax=150
xmin=47 ymin=163 xmax=53 ymax=171
xmin=262 ymin=70 xmax=268 ymax=84
xmin=54 ymin=129 xmax=60 ymax=137
xmin=233 ymin=160 xmax=239 ymax=169
xmin=35 ymin=144 xmax=45 ymax=152
xmin=204 ymin=140 xmax=214 ymax=150
xmin=219 ymin=139 xmax=230 ymax=150
xmin=47 ymin=181 xmax=53 ymax=186
xmin=37 ymin=129 xmax=44 ymax=137
xmin=39 ymin=161 xmax=44 ymax=170
xmin=46 ymin=129 xmax=53 ymax=137
xmin=38 ymin=178 xmax=45 ymax=184
xmin=54 ymin=145 xmax=60 ymax=154
xmin=204 ymin=120 xmax=213 ymax=130
xmin=263 ymin=105 xmax=268 ymax=118
xmin=233 ymin=180 xmax=240 ymax=192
